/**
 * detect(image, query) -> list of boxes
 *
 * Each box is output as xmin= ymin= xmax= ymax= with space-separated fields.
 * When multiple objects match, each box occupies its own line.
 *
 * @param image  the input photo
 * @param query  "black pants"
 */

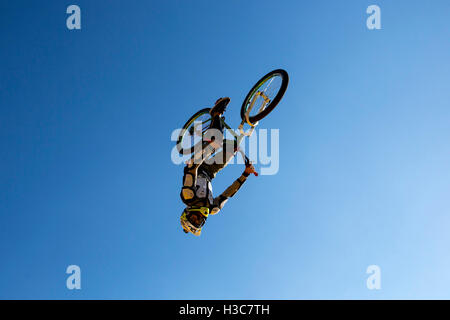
xmin=198 ymin=139 xmax=238 ymax=180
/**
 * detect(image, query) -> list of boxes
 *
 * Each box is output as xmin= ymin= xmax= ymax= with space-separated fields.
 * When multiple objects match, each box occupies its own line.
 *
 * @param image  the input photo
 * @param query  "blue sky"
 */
xmin=0 ymin=0 xmax=449 ymax=299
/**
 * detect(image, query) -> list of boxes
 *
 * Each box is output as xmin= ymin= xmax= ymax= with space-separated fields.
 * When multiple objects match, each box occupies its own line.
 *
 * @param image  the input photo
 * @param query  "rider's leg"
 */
xmin=186 ymin=114 xmax=224 ymax=167
xmin=181 ymin=115 xmax=225 ymax=203
xmin=199 ymin=139 xmax=238 ymax=180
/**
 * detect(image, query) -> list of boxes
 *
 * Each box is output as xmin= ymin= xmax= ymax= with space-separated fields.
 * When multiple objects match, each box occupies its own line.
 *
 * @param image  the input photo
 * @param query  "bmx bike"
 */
xmin=175 ymin=69 xmax=289 ymax=173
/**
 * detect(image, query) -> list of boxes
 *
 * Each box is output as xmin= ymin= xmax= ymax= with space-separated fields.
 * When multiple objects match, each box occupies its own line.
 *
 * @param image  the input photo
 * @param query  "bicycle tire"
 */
xmin=176 ymin=108 xmax=211 ymax=155
xmin=240 ymin=69 xmax=289 ymax=124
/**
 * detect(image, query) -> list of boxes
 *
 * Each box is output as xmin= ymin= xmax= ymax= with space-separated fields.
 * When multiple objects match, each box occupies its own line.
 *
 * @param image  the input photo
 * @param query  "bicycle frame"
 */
xmin=189 ymin=90 xmax=270 ymax=166
xmin=222 ymin=90 xmax=270 ymax=146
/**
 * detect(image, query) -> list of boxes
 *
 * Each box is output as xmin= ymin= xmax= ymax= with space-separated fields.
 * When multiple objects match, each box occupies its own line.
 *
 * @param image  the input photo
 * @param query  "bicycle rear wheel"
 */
xmin=176 ymin=108 xmax=211 ymax=155
xmin=240 ymin=69 xmax=289 ymax=124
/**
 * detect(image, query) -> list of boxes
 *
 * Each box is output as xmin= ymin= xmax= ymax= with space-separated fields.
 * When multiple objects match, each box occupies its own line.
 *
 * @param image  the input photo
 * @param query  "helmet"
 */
xmin=180 ymin=206 xmax=209 ymax=236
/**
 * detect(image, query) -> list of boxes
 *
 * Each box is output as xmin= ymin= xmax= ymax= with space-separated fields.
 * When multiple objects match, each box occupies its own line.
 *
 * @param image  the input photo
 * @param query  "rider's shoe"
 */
xmin=210 ymin=97 xmax=230 ymax=117
xmin=210 ymin=114 xmax=224 ymax=132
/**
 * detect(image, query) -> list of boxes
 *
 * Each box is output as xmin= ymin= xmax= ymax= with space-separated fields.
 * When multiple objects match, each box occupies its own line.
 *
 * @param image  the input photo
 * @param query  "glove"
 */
xmin=244 ymin=161 xmax=258 ymax=176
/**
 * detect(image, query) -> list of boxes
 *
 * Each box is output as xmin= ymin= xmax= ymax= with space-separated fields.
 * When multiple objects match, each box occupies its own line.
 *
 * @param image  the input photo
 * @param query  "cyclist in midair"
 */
xmin=180 ymin=97 xmax=256 ymax=236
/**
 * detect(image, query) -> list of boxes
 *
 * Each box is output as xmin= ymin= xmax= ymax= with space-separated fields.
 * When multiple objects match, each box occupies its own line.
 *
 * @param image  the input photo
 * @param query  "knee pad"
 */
xmin=181 ymin=187 xmax=195 ymax=201
xmin=183 ymin=173 xmax=194 ymax=187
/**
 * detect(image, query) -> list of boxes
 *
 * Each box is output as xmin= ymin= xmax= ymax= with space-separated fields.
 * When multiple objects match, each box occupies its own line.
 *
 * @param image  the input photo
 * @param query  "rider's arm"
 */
xmin=210 ymin=171 xmax=250 ymax=215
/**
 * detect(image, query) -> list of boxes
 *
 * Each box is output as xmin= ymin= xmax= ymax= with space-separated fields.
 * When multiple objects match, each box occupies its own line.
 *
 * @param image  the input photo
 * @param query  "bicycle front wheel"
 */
xmin=240 ymin=69 xmax=289 ymax=124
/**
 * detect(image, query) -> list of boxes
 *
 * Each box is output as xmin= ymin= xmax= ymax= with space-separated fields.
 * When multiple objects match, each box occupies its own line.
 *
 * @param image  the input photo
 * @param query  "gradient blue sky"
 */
xmin=0 ymin=0 xmax=449 ymax=299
